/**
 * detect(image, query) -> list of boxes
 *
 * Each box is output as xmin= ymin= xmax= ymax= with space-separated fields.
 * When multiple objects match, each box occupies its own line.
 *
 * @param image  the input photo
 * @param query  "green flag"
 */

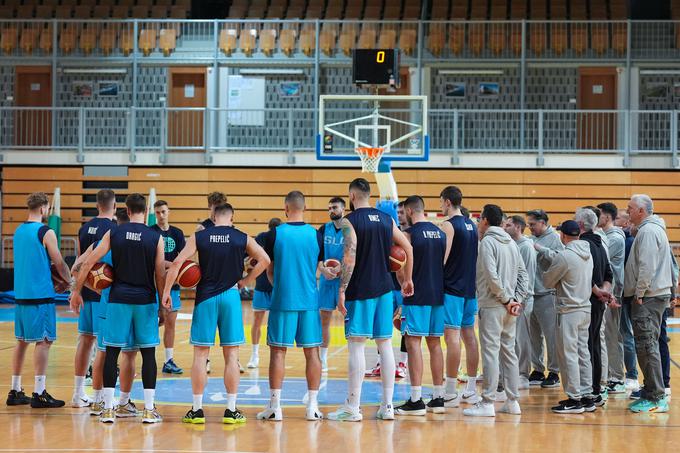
xmin=47 ymin=187 xmax=62 ymax=248
xmin=147 ymin=188 xmax=157 ymax=226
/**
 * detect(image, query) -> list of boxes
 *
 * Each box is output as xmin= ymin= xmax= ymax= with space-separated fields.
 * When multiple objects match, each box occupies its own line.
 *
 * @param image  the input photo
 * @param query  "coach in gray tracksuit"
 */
xmin=527 ymin=210 xmax=564 ymax=386
xmin=539 ymin=221 xmax=594 ymax=408
xmin=504 ymin=215 xmax=537 ymax=389
xmin=624 ymin=195 xmax=673 ymax=407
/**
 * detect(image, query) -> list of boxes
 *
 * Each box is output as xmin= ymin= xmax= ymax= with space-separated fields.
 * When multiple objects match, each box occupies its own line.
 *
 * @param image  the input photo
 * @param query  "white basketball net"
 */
xmin=356 ymin=147 xmax=385 ymax=173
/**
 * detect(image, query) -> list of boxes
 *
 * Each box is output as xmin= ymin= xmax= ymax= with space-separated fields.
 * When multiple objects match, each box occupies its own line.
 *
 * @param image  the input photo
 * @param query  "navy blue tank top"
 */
xmin=109 ymin=223 xmax=161 ymax=305
xmin=404 ymin=222 xmax=446 ymax=306
xmin=200 ymin=218 xmax=214 ymax=229
xmin=254 ymin=231 xmax=272 ymax=293
xmin=78 ymin=217 xmax=116 ymax=302
xmin=151 ymin=224 xmax=186 ymax=291
xmin=443 ymin=215 xmax=478 ymax=298
xmin=195 ymin=225 xmax=247 ymax=304
xmin=345 ymin=207 xmax=394 ymax=301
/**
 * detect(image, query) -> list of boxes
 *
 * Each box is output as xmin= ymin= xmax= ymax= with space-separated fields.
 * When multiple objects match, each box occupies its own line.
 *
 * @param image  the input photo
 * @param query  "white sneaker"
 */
xmin=443 ymin=393 xmax=460 ymax=408
xmin=321 ymin=359 xmax=329 ymax=373
xmin=498 ymin=400 xmax=522 ymax=415
xmin=665 ymin=388 xmax=672 ymax=401
xmin=461 ymin=391 xmax=482 ymax=405
xmin=495 ymin=390 xmax=508 ymax=402
xmin=395 ymin=362 xmax=407 ymax=379
xmin=306 ymin=406 xmax=324 ymax=421
xmin=71 ymin=393 xmax=93 ymax=408
xmin=518 ymin=377 xmax=530 ymax=390
xmin=625 ymin=379 xmax=640 ymax=391
xmin=328 ymin=404 xmax=362 ymax=422
xmin=376 ymin=404 xmax=395 ymax=420
xmin=463 ymin=401 xmax=495 ymax=417
xmin=247 ymin=356 xmax=259 ymax=369
xmin=256 ymin=406 xmax=283 ymax=421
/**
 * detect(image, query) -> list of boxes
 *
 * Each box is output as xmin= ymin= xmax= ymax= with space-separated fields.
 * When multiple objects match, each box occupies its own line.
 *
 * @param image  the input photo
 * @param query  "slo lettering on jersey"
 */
xmin=210 ymin=234 xmax=230 ymax=243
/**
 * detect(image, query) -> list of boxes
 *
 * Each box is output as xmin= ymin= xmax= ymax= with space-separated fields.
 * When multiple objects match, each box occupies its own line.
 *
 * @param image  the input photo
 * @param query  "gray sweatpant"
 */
xmin=530 ymin=293 xmax=559 ymax=374
xmin=600 ymin=310 xmax=608 ymax=384
xmin=516 ymin=297 xmax=533 ymax=380
xmin=604 ymin=305 xmax=624 ymax=382
xmin=555 ymin=310 xmax=592 ymax=400
xmin=631 ymin=296 xmax=670 ymax=401
xmin=479 ymin=306 xmax=520 ymax=403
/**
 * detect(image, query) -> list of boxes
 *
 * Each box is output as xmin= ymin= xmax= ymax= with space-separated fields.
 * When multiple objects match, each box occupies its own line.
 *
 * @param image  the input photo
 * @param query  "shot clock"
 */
xmin=352 ymin=49 xmax=400 ymax=87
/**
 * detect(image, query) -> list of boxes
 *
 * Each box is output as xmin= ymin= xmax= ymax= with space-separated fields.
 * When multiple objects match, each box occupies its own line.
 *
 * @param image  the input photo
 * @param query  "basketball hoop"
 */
xmin=355 ymin=147 xmax=385 ymax=173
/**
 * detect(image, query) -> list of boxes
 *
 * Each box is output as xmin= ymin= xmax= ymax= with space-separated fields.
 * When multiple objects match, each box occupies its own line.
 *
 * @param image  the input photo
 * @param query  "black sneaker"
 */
xmin=426 ymin=397 xmax=445 ymax=414
xmin=541 ymin=372 xmax=560 ymax=388
xmin=395 ymin=398 xmax=426 ymax=416
xmin=529 ymin=371 xmax=545 ymax=386
xmin=182 ymin=408 xmax=206 ymax=424
xmin=496 ymin=383 xmax=505 ymax=393
xmin=85 ymin=365 xmax=93 ymax=380
xmin=7 ymin=389 xmax=31 ymax=406
xmin=588 ymin=394 xmax=605 ymax=407
xmin=31 ymin=390 xmax=65 ymax=408
xmin=551 ymin=398 xmax=584 ymax=414
xmin=223 ymin=407 xmax=246 ymax=424
xmin=580 ymin=396 xmax=597 ymax=412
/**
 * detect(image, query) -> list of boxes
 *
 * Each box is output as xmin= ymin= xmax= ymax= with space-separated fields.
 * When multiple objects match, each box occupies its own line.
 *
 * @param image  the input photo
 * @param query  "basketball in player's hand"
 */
xmin=51 ymin=264 xmax=70 ymax=293
xmin=244 ymin=256 xmax=257 ymax=272
xmin=86 ymin=262 xmax=114 ymax=290
xmin=324 ymin=258 xmax=341 ymax=276
xmin=177 ymin=260 xmax=201 ymax=288
xmin=389 ymin=245 xmax=407 ymax=272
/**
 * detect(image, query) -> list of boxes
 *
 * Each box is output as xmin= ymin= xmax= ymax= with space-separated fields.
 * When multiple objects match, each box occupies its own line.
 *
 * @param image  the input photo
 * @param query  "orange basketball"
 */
xmin=51 ymin=264 xmax=70 ymax=293
xmin=389 ymin=245 xmax=407 ymax=272
xmin=86 ymin=262 xmax=114 ymax=290
xmin=244 ymin=256 xmax=258 ymax=272
xmin=177 ymin=260 xmax=201 ymax=288
xmin=324 ymin=258 xmax=341 ymax=269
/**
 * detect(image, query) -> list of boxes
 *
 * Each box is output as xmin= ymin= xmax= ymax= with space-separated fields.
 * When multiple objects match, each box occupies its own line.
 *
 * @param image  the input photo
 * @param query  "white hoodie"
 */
xmin=624 ymin=215 xmax=673 ymax=299
xmin=541 ymin=240 xmax=593 ymax=314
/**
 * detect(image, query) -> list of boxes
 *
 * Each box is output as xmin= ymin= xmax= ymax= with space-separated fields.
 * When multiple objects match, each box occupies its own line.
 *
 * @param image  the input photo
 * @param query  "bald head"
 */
xmin=285 ymin=191 xmax=305 ymax=211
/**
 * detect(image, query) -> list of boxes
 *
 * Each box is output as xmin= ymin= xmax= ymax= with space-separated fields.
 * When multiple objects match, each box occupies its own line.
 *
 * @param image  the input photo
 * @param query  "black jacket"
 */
xmin=580 ymin=231 xmax=613 ymax=304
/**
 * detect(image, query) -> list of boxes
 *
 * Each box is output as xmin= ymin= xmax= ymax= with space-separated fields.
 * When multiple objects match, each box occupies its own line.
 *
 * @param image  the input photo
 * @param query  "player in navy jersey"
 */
xmin=317 ymin=197 xmax=346 ymax=372
xmin=195 ymin=191 xmax=227 ymax=232
xmin=151 ymin=200 xmax=186 ymax=375
xmin=71 ymin=193 xmax=166 ymax=424
xmin=248 ymin=217 xmax=282 ymax=369
xmin=439 ymin=185 xmax=481 ymax=407
xmin=7 ymin=192 xmax=70 ymax=409
xmin=71 ymin=189 xmax=117 ymax=409
xmin=328 ymin=178 xmax=414 ymax=422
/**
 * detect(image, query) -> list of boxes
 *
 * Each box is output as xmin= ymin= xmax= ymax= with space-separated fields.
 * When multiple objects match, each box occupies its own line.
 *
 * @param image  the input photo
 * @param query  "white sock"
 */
xmin=433 ymin=385 xmax=445 ymax=399
xmin=192 ymin=394 xmax=203 ymax=411
xmin=400 ymin=351 xmax=408 ymax=364
xmin=11 ymin=375 xmax=21 ymax=392
xmin=103 ymin=387 xmax=115 ymax=409
xmin=270 ymin=389 xmax=281 ymax=409
xmin=252 ymin=345 xmax=260 ymax=356
xmin=119 ymin=391 xmax=130 ymax=406
xmin=376 ymin=340 xmax=395 ymax=406
xmin=308 ymin=389 xmax=319 ymax=408
xmin=164 ymin=348 xmax=173 ymax=363
xmin=320 ymin=347 xmax=328 ymax=363
xmin=74 ymin=376 xmax=85 ymax=396
xmin=348 ymin=341 xmax=366 ymax=410
xmin=445 ymin=377 xmax=457 ymax=395
xmin=410 ymin=386 xmax=422 ymax=402
xmin=34 ymin=375 xmax=46 ymax=395
xmin=94 ymin=389 xmax=103 ymax=403
xmin=466 ymin=376 xmax=477 ymax=394
xmin=143 ymin=389 xmax=155 ymax=411
xmin=227 ymin=393 xmax=237 ymax=411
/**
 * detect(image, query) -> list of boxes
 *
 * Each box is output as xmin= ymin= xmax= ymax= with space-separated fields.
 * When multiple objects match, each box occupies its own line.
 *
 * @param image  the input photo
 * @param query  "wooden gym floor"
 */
xmin=0 ymin=302 xmax=678 ymax=452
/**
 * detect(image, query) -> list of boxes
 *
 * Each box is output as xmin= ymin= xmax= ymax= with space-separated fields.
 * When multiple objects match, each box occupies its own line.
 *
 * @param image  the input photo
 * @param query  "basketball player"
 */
xmin=70 ymin=193 xmax=166 ymax=424
xmin=318 ymin=198 xmax=345 ymax=372
xmin=164 ymin=202 xmax=269 ymax=424
xmin=196 ymin=191 xmax=227 ymax=232
xmin=72 ymin=189 xmax=117 ymax=408
xmin=151 ymin=200 xmax=186 ymax=375
xmin=394 ymin=196 xmax=448 ymax=416
xmin=255 ymin=192 xmax=325 ymax=421
xmin=248 ymin=217 xmax=282 ymax=369
xmin=439 ymin=186 xmax=481 ymax=407
xmin=328 ymin=178 xmax=414 ymax=422
xmin=7 ymin=192 xmax=69 ymax=408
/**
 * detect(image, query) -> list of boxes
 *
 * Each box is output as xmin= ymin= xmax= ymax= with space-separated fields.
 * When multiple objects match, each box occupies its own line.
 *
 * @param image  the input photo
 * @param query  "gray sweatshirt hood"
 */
xmin=566 ymin=240 xmax=591 ymax=260
xmin=640 ymin=215 xmax=666 ymax=231
xmin=484 ymin=226 xmax=512 ymax=244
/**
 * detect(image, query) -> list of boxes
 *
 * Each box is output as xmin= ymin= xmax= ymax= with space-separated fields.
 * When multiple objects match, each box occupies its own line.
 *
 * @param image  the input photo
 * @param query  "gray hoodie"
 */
xmin=532 ymin=225 xmax=564 ymax=296
xmin=541 ymin=240 xmax=593 ymax=314
xmin=624 ymin=215 xmax=673 ymax=299
xmin=603 ymin=226 xmax=626 ymax=299
xmin=515 ymin=235 xmax=537 ymax=302
xmin=476 ymin=226 xmax=529 ymax=309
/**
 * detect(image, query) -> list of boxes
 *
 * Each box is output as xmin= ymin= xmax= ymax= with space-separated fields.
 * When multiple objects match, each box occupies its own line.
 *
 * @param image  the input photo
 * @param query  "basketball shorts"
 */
xmin=156 ymin=289 xmax=181 ymax=312
xmin=344 ymin=291 xmax=393 ymax=339
xmin=15 ymin=303 xmax=56 ymax=342
xmin=252 ymin=290 xmax=272 ymax=311
xmin=401 ymin=305 xmax=445 ymax=337
xmin=104 ymin=302 xmax=159 ymax=348
xmin=444 ymin=294 xmax=478 ymax=329
xmin=318 ymin=280 xmax=340 ymax=311
xmin=267 ymin=309 xmax=322 ymax=348
xmin=96 ymin=326 xmax=137 ymax=352
xmin=190 ymin=289 xmax=244 ymax=347
xmin=77 ymin=300 xmax=101 ymax=336
xmin=392 ymin=290 xmax=403 ymax=313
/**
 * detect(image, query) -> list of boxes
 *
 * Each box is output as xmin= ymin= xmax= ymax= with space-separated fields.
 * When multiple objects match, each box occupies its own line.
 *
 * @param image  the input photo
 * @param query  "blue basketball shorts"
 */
xmin=104 ymin=302 xmax=160 ymax=348
xmin=444 ymin=294 xmax=478 ymax=329
xmin=77 ymin=300 xmax=101 ymax=336
xmin=318 ymin=280 xmax=340 ymax=311
xmin=190 ymin=289 xmax=244 ymax=347
xmin=401 ymin=304 xmax=445 ymax=337
xmin=344 ymin=291 xmax=394 ymax=339
xmin=15 ymin=303 xmax=56 ymax=342
xmin=252 ymin=290 xmax=272 ymax=311
xmin=267 ymin=309 xmax=322 ymax=348
xmin=156 ymin=289 xmax=181 ymax=312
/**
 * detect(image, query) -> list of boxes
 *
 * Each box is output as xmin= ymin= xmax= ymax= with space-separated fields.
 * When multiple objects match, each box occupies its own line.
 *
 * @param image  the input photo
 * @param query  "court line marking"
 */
xmin=0 ymin=450 xmax=258 ymax=453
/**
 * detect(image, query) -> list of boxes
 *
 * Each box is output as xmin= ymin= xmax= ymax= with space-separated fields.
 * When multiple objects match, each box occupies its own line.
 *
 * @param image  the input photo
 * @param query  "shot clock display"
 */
xmin=352 ymin=49 xmax=400 ymax=86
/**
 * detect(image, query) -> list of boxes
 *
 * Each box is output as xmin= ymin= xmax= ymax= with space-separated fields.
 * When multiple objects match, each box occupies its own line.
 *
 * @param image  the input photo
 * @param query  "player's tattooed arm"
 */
xmin=339 ymin=217 xmax=357 ymax=293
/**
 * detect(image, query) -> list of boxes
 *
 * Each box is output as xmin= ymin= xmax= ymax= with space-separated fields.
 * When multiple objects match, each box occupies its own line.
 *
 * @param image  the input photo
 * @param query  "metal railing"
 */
xmin=1 ymin=236 xmax=77 ymax=268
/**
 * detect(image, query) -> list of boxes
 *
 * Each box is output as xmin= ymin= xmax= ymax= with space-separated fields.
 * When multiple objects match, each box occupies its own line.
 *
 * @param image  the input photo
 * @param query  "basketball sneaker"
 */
xmin=461 ymin=390 xmax=482 ymax=405
xmin=116 ymin=400 xmax=139 ymax=418
xmin=395 ymin=362 xmax=407 ymax=379
xmin=162 ymin=358 xmax=183 ymax=374
xmin=256 ymin=406 xmax=283 ymax=421
xmin=327 ymin=404 xmax=362 ymax=422
xmin=665 ymin=388 xmax=671 ymax=401
xmin=247 ymin=355 xmax=259 ymax=369
xmin=580 ymin=396 xmax=597 ymax=412
xmin=142 ymin=406 xmax=163 ymax=423
xmin=443 ymin=393 xmax=460 ymax=408
xmin=625 ymin=378 xmax=640 ymax=391
xmin=376 ymin=403 xmax=395 ymax=420
xmin=518 ymin=376 xmax=530 ymax=390
xmin=395 ymin=398 xmax=426 ymax=416
xmin=206 ymin=359 xmax=211 ymax=374
xmin=495 ymin=390 xmax=508 ymax=402
xmin=426 ymin=397 xmax=445 ymax=414
xmin=498 ymin=400 xmax=522 ymax=415
xmin=182 ymin=408 xmax=205 ymax=424
xmin=84 ymin=365 xmax=93 ymax=386
xmin=100 ymin=408 xmax=115 ymax=423
xmin=305 ymin=406 xmax=324 ymax=421
xmin=6 ymin=389 xmax=30 ymax=406
xmin=607 ymin=381 xmax=626 ymax=394
xmin=223 ymin=408 xmax=247 ymax=424
xmin=629 ymin=389 xmax=641 ymax=400
xmin=629 ymin=398 xmax=668 ymax=413
xmin=71 ymin=393 xmax=93 ymax=408
xmin=528 ymin=371 xmax=545 ymax=386
xmin=31 ymin=390 xmax=65 ymax=408
xmin=541 ymin=372 xmax=560 ymax=388
xmin=365 ymin=363 xmax=381 ymax=377
xmin=90 ymin=401 xmax=103 ymax=416
xmin=551 ymin=398 xmax=584 ymax=414
xmin=463 ymin=401 xmax=495 ymax=417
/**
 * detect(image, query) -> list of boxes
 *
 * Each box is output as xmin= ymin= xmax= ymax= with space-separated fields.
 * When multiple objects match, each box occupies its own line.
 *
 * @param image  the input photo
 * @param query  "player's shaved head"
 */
xmin=285 ymin=191 xmax=305 ymax=210
xmin=349 ymin=178 xmax=371 ymax=199
xmin=213 ymin=203 xmax=234 ymax=217
xmin=404 ymin=195 xmax=425 ymax=213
